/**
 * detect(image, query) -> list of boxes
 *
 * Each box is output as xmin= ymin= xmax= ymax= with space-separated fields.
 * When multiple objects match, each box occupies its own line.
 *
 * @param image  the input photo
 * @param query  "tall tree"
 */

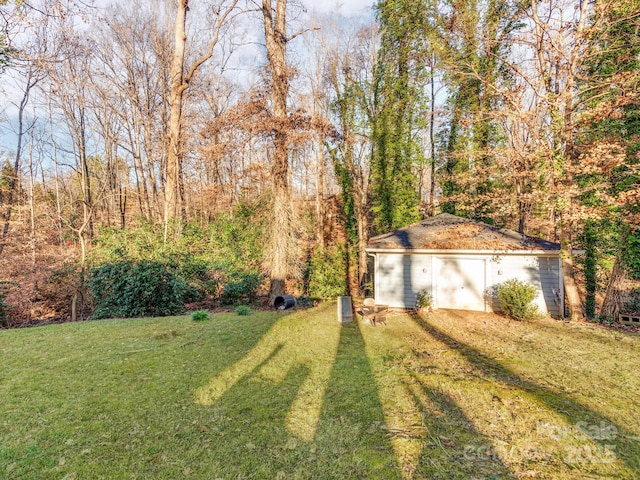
xmin=94 ymin=0 xmax=172 ymax=222
xmin=581 ymin=0 xmax=640 ymax=319
xmin=437 ymin=0 xmax=524 ymax=220
xmin=0 ymin=51 xmax=43 ymax=254
xmin=370 ymin=0 xmax=429 ymax=234
xmin=164 ymin=0 xmax=238 ymax=239
xmin=259 ymin=0 xmax=302 ymax=301
xmin=323 ymin=20 xmax=378 ymax=293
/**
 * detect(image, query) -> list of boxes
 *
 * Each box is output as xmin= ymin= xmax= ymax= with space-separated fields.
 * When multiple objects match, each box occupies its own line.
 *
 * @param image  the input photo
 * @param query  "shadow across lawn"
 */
xmin=0 ymin=312 xmax=286 ymax=479
xmin=357 ymin=314 xmax=513 ymax=479
xmin=411 ymin=312 xmax=640 ymax=477
xmin=193 ymin=306 xmax=402 ymax=479
xmin=405 ymin=371 xmax=515 ymax=479
xmin=313 ymin=321 xmax=401 ymax=479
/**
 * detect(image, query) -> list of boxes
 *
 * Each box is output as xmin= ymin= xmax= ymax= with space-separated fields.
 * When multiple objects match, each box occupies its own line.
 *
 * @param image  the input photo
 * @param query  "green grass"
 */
xmin=1 ymin=305 xmax=639 ymax=479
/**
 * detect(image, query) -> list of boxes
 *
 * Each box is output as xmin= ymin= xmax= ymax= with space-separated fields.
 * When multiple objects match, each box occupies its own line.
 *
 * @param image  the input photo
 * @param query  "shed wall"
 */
xmin=489 ymin=255 xmax=561 ymax=318
xmin=374 ymin=254 xmax=432 ymax=308
xmin=373 ymin=252 xmax=562 ymax=318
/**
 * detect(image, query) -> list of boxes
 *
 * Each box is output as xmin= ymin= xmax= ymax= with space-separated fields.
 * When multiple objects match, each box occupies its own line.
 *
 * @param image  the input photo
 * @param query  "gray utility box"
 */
xmin=337 ymin=296 xmax=353 ymax=324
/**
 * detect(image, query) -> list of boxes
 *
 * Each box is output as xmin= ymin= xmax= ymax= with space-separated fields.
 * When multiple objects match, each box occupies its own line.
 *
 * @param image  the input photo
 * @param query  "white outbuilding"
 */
xmin=366 ymin=214 xmax=565 ymax=318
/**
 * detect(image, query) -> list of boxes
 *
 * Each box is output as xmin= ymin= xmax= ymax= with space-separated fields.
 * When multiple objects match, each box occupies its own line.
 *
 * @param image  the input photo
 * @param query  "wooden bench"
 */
xmin=360 ymin=300 xmax=388 ymax=326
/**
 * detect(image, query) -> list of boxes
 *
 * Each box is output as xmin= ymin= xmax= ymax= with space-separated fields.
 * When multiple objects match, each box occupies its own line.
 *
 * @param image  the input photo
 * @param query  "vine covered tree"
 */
xmin=370 ymin=0 xmax=430 ymax=234
xmin=259 ymin=0 xmax=303 ymax=302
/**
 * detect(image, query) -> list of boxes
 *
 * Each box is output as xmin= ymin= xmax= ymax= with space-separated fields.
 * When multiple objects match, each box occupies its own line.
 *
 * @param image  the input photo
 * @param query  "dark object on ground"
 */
xmin=274 ymin=295 xmax=296 ymax=310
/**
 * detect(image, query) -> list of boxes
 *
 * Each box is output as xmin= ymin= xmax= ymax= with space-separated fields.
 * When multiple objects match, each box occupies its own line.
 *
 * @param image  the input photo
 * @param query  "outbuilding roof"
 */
xmin=367 ymin=213 xmax=561 ymax=252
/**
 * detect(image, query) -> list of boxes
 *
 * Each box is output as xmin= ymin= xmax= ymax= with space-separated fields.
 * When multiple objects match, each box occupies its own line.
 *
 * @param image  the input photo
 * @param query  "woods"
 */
xmin=0 ymin=0 xmax=639 ymax=326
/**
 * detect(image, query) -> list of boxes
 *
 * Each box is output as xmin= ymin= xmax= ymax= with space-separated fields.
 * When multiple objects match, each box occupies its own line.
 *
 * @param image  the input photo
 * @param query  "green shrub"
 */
xmin=221 ymin=272 xmax=262 ymax=305
xmin=496 ymin=279 xmax=541 ymax=320
xmin=308 ymin=244 xmax=346 ymax=298
xmin=415 ymin=290 xmax=433 ymax=309
xmin=235 ymin=305 xmax=251 ymax=316
xmin=88 ymin=200 xmax=268 ymax=304
xmin=88 ymin=261 xmax=200 ymax=319
xmin=191 ymin=310 xmax=210 ymax=322
xmin=295 ymin=296 xmax=318 ymax=308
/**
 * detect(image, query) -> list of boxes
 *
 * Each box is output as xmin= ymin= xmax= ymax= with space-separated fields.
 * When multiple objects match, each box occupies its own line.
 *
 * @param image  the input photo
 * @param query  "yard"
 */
xmin=1 ymin=303 xmax=639 ymax=479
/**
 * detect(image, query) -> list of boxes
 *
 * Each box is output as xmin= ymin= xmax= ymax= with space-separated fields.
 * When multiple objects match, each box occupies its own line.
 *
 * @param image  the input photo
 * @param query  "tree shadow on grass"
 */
xmin=195 ymin=349 xmax=315 ymax=479
xmin=411 ymin=312 xmax=640 ymax=477
xmin=312 ymin=321 xmax=402 ymax=479
xmin=192 ymin=305 xmax=403 ymax=479
xmin=356 ymin=315 xmax=513 ymax=479
xmin=0 ymin=313 xmax=296 ymax=480
xmin=405 ymin=374 xmax=515 ymax=479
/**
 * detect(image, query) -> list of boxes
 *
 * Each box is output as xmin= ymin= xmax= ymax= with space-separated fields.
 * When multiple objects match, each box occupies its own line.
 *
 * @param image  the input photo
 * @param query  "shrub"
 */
xmin=221 ymin=271 xmax=262 ymax=305
xmin=191 ymin=310 xmax=210 ymax=322
xmin=415 ymin=290 xmax=433 ymax=309
xmin=308 ymin=244 xmax=346 ymax=298
xmin=88 ymin=261 xmax=200 ymax=319
xmin=88 ymin=199 xmax=268 ymax=305
xmin=496 ymin=279 xmax=541 ymax=320
xmin=235 ymin=305 xmax=251 ymax=316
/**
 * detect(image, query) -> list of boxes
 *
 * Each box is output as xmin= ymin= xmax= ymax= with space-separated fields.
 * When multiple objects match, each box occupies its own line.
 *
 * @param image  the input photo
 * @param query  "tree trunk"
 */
xmin=262 ymin=0 xmax=294 ymax=304
xmin=0 ymin=71 xmax=34 ymax=254
xmin=601 ymin=254 xmax=626 ymax=320
xmin=163 ymin=0 xmax=239 ymax=236
xmin=164 ymin=0 xmax=188 ymax=239
xmin=560 ymin=179 xmax=583 ymax=320
xmin=314 ymin=142 xmax=325 ymax=246
xmin=71 ymin=292 xmax=78 ymax=323
xmin=51 ymin=119 xmax=64 ymax=247
xmin=28 ymin=140 xmax=36 ymax=268
xmin=356 ymin=200 xmax=369 ymax=290
xmin=268 ymin=133 xmax=292 ymax=303
xmin=78 ymin=111 xmax=94 ymax=239
xmin=428 ymin=52 xmax=436 ymax=217
xmin=562 ymin=249 xmax=584 ymax=321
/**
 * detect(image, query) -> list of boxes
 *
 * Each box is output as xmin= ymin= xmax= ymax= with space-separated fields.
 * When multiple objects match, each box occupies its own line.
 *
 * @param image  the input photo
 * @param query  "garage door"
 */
xmin=436 ymin=257 xmax=486 ymax=311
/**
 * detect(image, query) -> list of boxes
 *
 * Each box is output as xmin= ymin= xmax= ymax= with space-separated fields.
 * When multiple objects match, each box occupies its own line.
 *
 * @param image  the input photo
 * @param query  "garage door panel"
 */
xmin=436 ymin=258 xmax=486 ymax=311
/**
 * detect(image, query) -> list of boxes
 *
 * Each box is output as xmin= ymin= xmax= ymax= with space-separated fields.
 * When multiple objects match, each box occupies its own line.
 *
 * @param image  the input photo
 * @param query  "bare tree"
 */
xmin=164 ymin=0 xmax=239 ymax=239
xmin=0 ymin=59 xmax=42 ymax=254
xmin=318 ymin=18 xmax=378 ymax=293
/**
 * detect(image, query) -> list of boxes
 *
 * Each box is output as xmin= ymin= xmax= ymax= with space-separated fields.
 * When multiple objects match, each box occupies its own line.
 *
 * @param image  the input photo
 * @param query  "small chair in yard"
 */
xmin=360 ymin=298 xmax=388 ymax=326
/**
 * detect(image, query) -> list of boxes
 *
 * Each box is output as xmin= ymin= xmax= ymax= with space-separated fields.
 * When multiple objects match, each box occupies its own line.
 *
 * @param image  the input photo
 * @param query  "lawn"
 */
xmin=0 ymin=303 xmax=639 ymax=479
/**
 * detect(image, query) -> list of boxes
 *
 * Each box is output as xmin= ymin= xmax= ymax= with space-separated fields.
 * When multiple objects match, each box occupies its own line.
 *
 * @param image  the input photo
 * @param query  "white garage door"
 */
xmin=436 ymin=257 xmax=486 ymax=311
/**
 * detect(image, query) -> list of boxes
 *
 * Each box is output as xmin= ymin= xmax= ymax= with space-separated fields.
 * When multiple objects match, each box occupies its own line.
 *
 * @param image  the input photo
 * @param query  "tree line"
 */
xmin=0 ymin=0 xmax=638 ymax=325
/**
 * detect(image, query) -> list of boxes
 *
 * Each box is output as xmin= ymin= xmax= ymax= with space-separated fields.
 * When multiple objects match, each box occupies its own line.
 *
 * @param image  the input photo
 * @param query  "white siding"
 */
xmin=373 ymin=252 xmax=562 ymax=318
xmin=489 ymin=255 xmax=561 ymax=318
xmin=375 ymin=253 xmax=432 ymax=308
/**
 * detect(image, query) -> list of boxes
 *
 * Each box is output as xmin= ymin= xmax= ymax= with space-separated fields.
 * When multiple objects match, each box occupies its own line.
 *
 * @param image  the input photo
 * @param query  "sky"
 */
xmin=0 ymin=0 xmax=379 ymax=155
xmin=302 ymin=0 xmax=376 ymax=16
